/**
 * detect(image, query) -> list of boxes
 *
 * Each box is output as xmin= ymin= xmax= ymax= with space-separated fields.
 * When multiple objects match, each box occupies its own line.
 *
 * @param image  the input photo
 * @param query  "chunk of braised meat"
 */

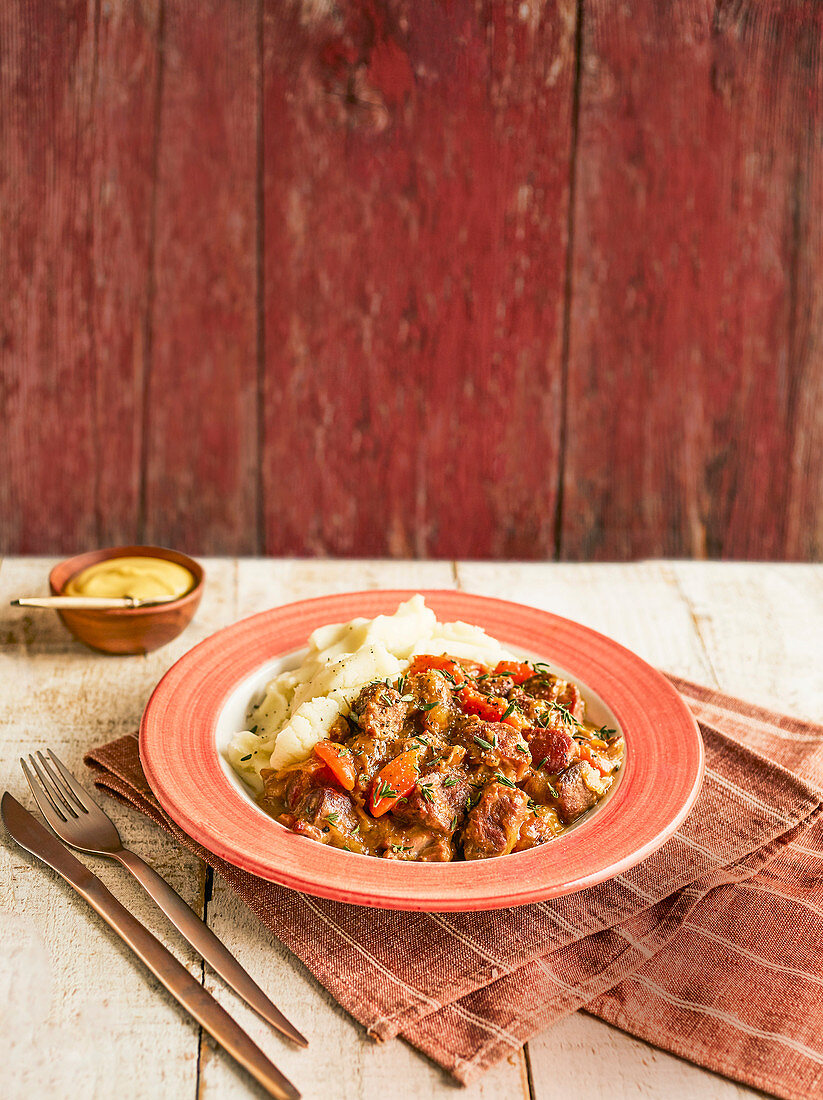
xmin=351 ymin=682 xmax=409 ymax=741
xmin=382 ymin=831 xmax=454 ymax=862
xmin=477 ymin=673 xmax=515 ymax=697
xmin=346 ymin=732 xmax=394 ymax=795
xmin=391 ymin=769 xmax=472 ymax=834
xmin=507 ymin=690 xmax=545 ymax=726
xmin=289 ymin=787 xmax=363 ymax=849
xmin=407 ymin=669 xmax=451 ymax=708
xmin=398 ymin=739 xmax=466 ymax=774
xmin=462 ymin=781 xmax=531 ymax=860
xmin=519 ymin=768 xmax=561 ymax=807
xmin=326 ymin=715 xmax=352 ymax=743
xmin=523 ymin=724 xmax=576 ymax=774
xmin=553 ymin=762 xmax=598 ymax=824
xmin=406 ymin=670 xmax=457 ymax=736
xmin=261 ymin=757 xmax=328 ymax=813
xmin=513 ymin=806 xmax=565 ymax=852
xmin=522 ymin=674 xmax=585 ymax=722
xmin=452 ymin=717 xmax=531 ymax=781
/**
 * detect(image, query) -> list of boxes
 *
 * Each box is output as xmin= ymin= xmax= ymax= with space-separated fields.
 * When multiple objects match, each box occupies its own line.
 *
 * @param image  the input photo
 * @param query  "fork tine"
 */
xmin=21 ymin=756 xmax=69 ymax=823
xmin=42 ymin=749 xmax=90 ymax=815
xmin=29 ymin=752 xmax=78 ymax=822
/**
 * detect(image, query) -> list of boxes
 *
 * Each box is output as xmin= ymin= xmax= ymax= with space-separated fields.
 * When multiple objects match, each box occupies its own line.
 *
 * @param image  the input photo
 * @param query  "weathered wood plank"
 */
xmin=142 ymin=0 xmax=260 ymax=554
xmin=91 ymin=0 xmax=161 ymax=545
xmin=528 ymin=1011 xmax=759 ymax=1100
xmin=0 ymin=0 xmax=160 ymax=554
xmin=668 ymin=561 xmax=823 ymax=720
xmin=260 ymin=0 xmax=576 ymax=559
xmin=233 ymin=556 xmax=456 ymax=618
xmin=0 ymin=0 xmax=99 ymax=553
xmin=786 ymin=27 xmax=823 ymax=562
xmin=561 ymin=0 xmax=823 ymax=561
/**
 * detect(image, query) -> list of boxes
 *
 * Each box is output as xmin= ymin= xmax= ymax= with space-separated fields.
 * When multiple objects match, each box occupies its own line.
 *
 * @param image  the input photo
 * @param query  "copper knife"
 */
xmin=1 ymin=793 xmax=300 ymax=1100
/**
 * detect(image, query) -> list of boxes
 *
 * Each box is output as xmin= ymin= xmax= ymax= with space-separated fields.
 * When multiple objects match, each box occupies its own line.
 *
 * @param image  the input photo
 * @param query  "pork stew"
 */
xmin=258 ymin=656 xmax=624 ymax=861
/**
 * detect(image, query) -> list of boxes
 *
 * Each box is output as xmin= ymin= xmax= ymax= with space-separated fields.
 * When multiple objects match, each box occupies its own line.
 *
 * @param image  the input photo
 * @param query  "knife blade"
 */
xmin=1 ymin=793 xmax=300 ymax=1100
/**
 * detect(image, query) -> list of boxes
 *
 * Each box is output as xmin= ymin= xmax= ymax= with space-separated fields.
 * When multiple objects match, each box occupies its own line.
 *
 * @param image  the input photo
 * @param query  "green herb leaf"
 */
xmin=474 ymin=734 xmax=494 ymax=751
xmin=548 ymin=701 xmax=583 ymax=729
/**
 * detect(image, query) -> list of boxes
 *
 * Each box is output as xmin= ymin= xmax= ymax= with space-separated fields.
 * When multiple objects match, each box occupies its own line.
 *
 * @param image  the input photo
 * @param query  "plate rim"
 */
xmin=139 ymin=589 xmax=705 ymax=911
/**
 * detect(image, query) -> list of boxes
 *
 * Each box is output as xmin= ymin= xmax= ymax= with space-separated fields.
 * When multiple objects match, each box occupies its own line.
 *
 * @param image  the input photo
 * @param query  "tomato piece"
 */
xmin=456 ymin=684 xmax=529 ymax=729
xmin=313 ymin=739 xmax=357 ymax=792
xmin=493 ymin=660 xmax=533 ymax=685
xmin=457 ymin=684 xmax=506 ymax=722
xmin=369 ymin=749 xmax=420 ymax=816
xmin=407 ymin=654 xmax=485 ymax=686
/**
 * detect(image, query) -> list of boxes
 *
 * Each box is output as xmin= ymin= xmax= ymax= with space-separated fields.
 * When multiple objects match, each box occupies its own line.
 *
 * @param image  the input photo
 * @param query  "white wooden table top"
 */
xmin=2 ymin=558 xmax=821 ymax=1100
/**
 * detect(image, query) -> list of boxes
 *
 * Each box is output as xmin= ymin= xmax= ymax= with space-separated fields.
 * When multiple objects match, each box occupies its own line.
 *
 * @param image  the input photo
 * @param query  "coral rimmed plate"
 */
xmin=140 ymin=590 xmax=704 ymax=912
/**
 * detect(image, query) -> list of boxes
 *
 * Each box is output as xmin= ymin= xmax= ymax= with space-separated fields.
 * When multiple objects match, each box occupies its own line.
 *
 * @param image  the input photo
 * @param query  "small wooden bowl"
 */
xmin=49 ymin=545 xmax=205 ymax=655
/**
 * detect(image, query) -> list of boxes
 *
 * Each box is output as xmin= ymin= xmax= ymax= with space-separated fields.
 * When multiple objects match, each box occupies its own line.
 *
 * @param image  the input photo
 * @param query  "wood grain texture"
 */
xmin=0 ymin=0 xmax=99 ymax=552
xmin=0 ymin=0 xmax=160 ymax=553
xmin=91 ymin=0 xmax=161 ymax=545
xmin=561 ymin=0 xmax=823 ymax=561
xmin=260 ymin=0 xmax=575 ymax=558
xmin=142 ymin=0 xmax=261 ymax=554
xmin=785 ymin=21 xmax=823 ymax=562
xmin=1 ymin=1 xmax=822 ymax=562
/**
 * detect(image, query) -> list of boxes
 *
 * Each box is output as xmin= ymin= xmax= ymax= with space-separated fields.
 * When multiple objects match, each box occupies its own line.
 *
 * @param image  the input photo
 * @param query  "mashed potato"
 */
xmin=226 ymin=594 xmax=517 ymax=793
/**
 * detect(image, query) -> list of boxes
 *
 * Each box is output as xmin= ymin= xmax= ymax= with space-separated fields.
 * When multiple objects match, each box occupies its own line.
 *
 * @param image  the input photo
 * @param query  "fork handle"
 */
xmin=1 ymin=793 xmax=299 ymax=1100
xmin=114 ymin=848 xmax=307 ymax=1047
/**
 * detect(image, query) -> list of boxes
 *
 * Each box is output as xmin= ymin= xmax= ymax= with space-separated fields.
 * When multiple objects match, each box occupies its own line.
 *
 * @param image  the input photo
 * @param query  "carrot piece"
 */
xmin=493 ymin=660 xmax=533 ymax=684
xmin=369 ymin=749 xmax=420 ymax=816
xmin=577 ymin=741 xmax=610 ymax=777
xmin=313 ymin=740 xmax=357 ymax=791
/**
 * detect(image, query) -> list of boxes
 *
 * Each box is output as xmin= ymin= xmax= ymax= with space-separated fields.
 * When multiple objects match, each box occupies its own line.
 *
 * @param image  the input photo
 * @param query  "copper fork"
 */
xmin=21 ymin=748 xmax=307 ymax=1047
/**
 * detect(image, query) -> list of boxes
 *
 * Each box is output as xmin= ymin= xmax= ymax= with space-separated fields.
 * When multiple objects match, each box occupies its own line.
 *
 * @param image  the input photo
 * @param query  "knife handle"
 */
xmin=73 ymin=872 xmax=300 ymax=1100
xmin=114 ymin=848 xmax=307 ymax=1046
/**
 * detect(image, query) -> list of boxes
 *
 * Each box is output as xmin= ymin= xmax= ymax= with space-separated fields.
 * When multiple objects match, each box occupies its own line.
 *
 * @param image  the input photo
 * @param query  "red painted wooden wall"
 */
xmin=1 ymin=1 xmax=821 ymax=560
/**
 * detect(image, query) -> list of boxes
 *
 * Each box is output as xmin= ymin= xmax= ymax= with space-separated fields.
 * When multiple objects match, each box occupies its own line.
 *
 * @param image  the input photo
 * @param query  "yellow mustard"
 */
xmin=65 ymin=556 xmax=195 ymax=601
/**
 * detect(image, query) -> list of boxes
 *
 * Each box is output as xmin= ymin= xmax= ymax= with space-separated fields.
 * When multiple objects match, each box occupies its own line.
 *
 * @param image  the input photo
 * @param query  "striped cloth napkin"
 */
xmin=84 ymin=677 xmax=823 ymax=1100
